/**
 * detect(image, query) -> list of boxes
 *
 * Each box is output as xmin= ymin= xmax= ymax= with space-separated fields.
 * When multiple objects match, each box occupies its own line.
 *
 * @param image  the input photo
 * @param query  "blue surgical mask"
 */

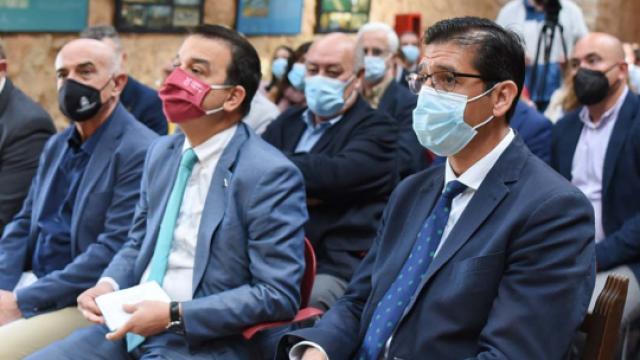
xmin=272 ymin=58 xmax=288 ymax=80
xmin=364 ymin=56 xmax=387 ymax=83
xmin=288 ymin=63 xmax=306 ymax=91
xmin=305 ymin=75 xmax=354 ymax=118
xmin=401 ymin=45 xmax=420 ymax=64
xmin=412 ymin=85 xmax=496 ymax=156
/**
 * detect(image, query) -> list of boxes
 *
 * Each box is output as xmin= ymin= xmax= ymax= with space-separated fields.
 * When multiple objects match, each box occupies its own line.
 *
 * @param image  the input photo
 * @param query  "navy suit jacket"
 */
xmin=378 ymin=80 xmax=428 ymax=178
xmin=511 ymin=100 xmax=553 ymax=163
xmin=262 ymin=96 xmax=398 ymax=281
xmin=0 ymin=104 xmax=156 ymax=317
xmin=279 ymin=136 xmax=595 ymax=360
xmin=102 ymin=123 xmax=308 ymax=358
xmin=121 ymin=76 xmax=168 ymax=135
xmin=551 ymin=91 xmax=640 ymax=279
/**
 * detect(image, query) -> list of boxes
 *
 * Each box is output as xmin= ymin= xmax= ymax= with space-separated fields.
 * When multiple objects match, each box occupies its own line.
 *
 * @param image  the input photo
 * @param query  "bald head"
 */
xmin=307 ymin=33 xmax=356 ymax=75
xmin=574 ymin=33 xmax=625 ymax=63
xmin=56 ymin=38 xmax=120 ymax=78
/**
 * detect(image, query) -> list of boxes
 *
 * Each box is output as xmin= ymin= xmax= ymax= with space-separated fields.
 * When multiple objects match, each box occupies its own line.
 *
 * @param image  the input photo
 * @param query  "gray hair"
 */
xmin=80 ymin=25 xmax=122 ymax=73
xmin=354 ymin=22 xmax=399 ymax=71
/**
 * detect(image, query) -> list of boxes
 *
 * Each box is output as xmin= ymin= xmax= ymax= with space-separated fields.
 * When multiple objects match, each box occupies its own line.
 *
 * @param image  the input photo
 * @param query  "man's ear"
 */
xmin=491 ymin=81 xmax=518 ymax=118
xmin=112 ymin=73 xmax=128 ymax=96
xmin=0 ymin=60 xmax=7 ymax=76
xmin=223 ymin=85 xmax=246 ymax=114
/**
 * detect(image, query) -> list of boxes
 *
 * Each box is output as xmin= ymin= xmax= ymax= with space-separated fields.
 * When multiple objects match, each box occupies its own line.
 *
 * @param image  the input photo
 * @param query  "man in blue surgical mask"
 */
xmin=357 ymin=22 xmax=427 ymax=179
xmin=278 ymin=17 xmax=595 ymax=360
xmin=263 ymin=33 xmax=398 ymax=311
xmin=396 ymin=31 xmax=421 ymax=88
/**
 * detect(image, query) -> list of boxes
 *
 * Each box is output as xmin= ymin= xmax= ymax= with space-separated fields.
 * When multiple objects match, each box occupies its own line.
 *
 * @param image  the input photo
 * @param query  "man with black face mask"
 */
xmin=0 ymin=38 xmax=156 ymax=359
xmin=552 ymin=32 xmax=640 ymax=328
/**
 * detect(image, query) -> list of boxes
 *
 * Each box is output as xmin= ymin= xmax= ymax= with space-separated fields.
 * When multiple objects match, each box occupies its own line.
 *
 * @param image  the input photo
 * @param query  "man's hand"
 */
xmin=0 ymin=290 xmax=22 ymax=325
xmin=301 ymin=347 xmax=328 ymax=360
xmin=105 ymin=300 xmax=170 ymax=341
xmin=77 ymin=281 xmax=115 ymax=324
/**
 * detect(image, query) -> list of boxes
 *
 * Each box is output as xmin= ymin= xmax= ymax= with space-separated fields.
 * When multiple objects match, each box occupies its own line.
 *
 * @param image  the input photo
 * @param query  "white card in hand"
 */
xmin=96 ymin=281 xmax=171 ymax=331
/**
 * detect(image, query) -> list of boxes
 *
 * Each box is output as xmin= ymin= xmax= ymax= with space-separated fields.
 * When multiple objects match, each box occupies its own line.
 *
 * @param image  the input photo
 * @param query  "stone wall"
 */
xmin=0 ymin=0 xmax=636 ymax=128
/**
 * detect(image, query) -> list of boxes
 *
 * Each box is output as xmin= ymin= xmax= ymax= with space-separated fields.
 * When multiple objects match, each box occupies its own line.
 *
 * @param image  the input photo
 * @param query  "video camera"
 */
xmin=535 ymin=0 xmax=562 ymax=25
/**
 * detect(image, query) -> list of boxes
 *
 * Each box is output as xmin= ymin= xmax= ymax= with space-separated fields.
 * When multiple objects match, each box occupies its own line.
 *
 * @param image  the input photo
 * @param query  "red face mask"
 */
xmin=159 ymin=67 xmax=233 ymax=123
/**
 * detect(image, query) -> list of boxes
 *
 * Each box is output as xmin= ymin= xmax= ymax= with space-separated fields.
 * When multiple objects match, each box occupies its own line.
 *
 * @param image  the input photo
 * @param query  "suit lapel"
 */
xmin=558 ymin=114 xmax=584 ymax=180
xmin=32 ymin=129 xmax=70 ymax=226
xmin=192 ymin=124 xmax=249 ymax=293
xmin=310 ymin=96 xmax=368 ymax=153
xmin=70 ymin=106 xmax=125 ymax=247
xmin=370 ymin=173 xmax=443 ymax=304
xmin=603 ymin=92 xmax=638 ymax=193
xmin=286 ymin=113 xmax=307 ymax=152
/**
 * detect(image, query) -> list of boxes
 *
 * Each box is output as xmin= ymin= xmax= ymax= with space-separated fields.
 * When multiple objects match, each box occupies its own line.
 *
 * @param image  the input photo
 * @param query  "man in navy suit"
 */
xmin=263 ymin=33 xmax=398 ymax=311
xmin=281 ymin=17 xmax=595 ymax=360
xmin=31 ymin=25 xmax=308 ymax=360
xmin=356 ymin=22 xmax=428 ymax=179
xmin=0 ymin=38 xmax=156 ymax=359
xmin=551 ymin=32 xmax=640 ymax=326
xmin=81 ymin=26 xmax=168 ymax=135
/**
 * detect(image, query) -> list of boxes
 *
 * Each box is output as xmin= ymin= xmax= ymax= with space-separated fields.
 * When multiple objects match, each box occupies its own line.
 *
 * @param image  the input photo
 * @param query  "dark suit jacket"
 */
xmin=397 ymin=67 xmax=410 ymax=89
xmin=279 ymin=136 xmax=595 ymax=360
xmin=511 ymin=100 xmax=553 ymax=163
xmin=121 ymin=76 xmax=168 ymax=135
xmin=551 ymin=91 xmax=640 ymax=279
xmin=0 ymin=79 xmax=55 ymax=235
xmin=103 ymin=123 xmax=307 ymax=358
xmin=262 ymin=96 xmax=398 ymax=281
xmin=378 ymin=80 xmax=428 ymax=178
xmin=0 ymin=104 xmax=156 ymax=317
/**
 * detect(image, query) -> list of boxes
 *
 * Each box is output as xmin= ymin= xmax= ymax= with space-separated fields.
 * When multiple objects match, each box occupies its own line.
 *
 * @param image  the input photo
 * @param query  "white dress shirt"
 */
xmin=100 ymin=125 xmax=237 ymax=301
xmin=572 ymin=87 xmax=628 ymax=243
xmin=289 ymin=129 xmax=515 ymax=360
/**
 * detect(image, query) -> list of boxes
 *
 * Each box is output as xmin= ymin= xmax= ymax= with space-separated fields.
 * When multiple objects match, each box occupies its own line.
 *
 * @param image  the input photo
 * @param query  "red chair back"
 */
xmin=300 ymin=238 xmax=316 ymax=308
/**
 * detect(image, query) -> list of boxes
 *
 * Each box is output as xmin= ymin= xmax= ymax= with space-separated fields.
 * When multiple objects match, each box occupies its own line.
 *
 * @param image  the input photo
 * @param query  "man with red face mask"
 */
xmin=29 ymin=24 xmax=308 ymax=360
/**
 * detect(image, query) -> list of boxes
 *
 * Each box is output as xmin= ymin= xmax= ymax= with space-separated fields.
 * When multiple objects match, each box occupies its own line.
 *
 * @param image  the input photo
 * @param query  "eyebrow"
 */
xmin=191 ymin=57 xmax=211 ymax=68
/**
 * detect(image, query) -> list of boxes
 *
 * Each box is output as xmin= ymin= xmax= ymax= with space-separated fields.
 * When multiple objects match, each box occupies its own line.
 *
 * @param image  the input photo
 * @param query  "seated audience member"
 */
xmin=263 ymin=33 xmax=398 ymax=311
xmin=81 ymin=25 xmax=168 ymax=135
xmin=357 ymin=22 xmax=428 ymax=178
xmin=510 ymin=100 xmax=553 ymax=163
xmin=395 ymin=31 xmax=421 ymax=88
xmin=280 ymin=17 xmax=595 ymax=360
xmin=262 ymin=45 xmax=294 ymax=104
xmin=552 ymin=32 xmax=640 ymax=328
xmin=0 ymin=39 xmax=157 ymax=359
xmin=0 ymin=42 xmax=55 ymax=235
xmin=280 ymin=42 xmax=312 ymax=112
xmin=29 ymin=24 xmax=308 ymax=360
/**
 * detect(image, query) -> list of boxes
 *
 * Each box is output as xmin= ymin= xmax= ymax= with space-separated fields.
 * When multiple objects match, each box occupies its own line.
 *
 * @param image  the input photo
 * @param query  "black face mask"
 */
xmin=58 ymin=78 xmax=111 ymax=122
xmin=573 ymin=66 xmax=617 ymax=106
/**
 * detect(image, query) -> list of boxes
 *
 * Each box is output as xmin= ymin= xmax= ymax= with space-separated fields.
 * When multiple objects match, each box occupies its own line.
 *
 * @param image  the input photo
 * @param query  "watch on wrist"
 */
xmin=166 ymin=301 xmax=184 ymax=334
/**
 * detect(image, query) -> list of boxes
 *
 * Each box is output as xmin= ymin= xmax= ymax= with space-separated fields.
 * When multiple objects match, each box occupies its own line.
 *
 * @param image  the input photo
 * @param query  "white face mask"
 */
xmin=412 ymin=85 xmax=497 ymax=156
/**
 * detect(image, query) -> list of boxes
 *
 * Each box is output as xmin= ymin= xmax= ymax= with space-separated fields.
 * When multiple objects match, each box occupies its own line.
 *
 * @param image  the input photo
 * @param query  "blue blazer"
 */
xmin=101 ymin=123 xmax=308 ymax=358
xmin=551 ymin=91 xmax=640 ymax=279
xmin=0 ymin=104 xmax=156 ymax=317
xmin=279 ymin=136 xmax=596 ymax=360
xmin=511 ymin=100 xmax=553 ymax=163
xmin=378 ymin=80 xmax=428 ymax=178
xmin=121 ymin=76 xmax=168 ymax=135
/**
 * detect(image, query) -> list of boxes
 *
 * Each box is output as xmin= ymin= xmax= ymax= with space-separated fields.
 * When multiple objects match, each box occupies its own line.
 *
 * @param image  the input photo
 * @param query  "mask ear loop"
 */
xmin=467 ymin=82 xmax=500 ymax=130
xmin=204 ymin=84 xmax=236 ymax=115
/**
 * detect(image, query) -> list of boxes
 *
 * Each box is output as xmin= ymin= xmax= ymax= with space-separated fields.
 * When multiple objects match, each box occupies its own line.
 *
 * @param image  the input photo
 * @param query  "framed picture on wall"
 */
xmin=316 ymin=0 xmax=371 ymax=33
xmin=115 ymin=0 xmax=203 ymax=33
xmin=236 ymin=0 xmax=304 ymax=35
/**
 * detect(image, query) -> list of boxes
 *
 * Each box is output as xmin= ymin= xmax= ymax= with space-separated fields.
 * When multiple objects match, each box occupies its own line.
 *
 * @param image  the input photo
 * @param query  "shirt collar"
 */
xmin=66 ymin=113 xmax=114 ymax=155
xmin=0 ymin=76 xmax=6 ymax=96
xmin=444 ymin=128 xmax=515 ymax=192
xmin=181 ymin=124 xmax=238 ymax=164
xmin=301 ymin=109 xmax=343 ymax=130
xmin=579 ymin=86 xmax=629 ymax=129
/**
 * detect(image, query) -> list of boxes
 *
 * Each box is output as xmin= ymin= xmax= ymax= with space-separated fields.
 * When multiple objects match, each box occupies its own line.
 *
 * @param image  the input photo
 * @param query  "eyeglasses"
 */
xmin=406 ymin=70 xmax=487 ymax=94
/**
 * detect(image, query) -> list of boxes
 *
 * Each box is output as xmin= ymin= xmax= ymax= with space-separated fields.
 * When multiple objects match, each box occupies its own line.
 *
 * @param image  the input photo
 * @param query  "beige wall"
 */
xmin=1 ymin=0 xmax=637 ymax=128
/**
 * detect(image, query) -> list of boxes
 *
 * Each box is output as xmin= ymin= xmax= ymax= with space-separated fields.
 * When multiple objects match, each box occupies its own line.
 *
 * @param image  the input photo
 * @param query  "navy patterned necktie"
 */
xmin=356 ymin=180 xmax=468 ymax=360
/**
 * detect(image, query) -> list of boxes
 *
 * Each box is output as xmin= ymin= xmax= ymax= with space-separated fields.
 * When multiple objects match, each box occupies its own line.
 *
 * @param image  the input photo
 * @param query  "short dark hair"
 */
xmin=425 ymin=17 xmax=525 ymax=121
xmin=191 ymin=24 xmax=261 ymax=117
xmin=0 ymin=42 xmax=5 ymax=60
xmin=80 ymin=25 xmax=122 ymax=52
